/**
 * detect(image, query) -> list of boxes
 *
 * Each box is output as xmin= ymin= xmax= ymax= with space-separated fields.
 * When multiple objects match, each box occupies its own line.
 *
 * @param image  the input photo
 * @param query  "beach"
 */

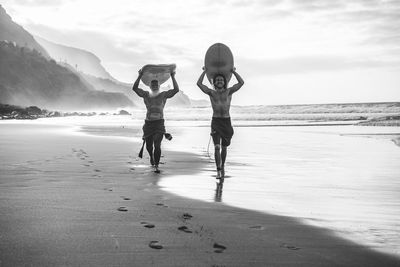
xmin=1 ymin=116 xmax=400 ymax=266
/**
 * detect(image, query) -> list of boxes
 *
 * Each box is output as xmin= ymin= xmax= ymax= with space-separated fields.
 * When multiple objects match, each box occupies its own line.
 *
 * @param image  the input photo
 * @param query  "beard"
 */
xmin=215 ymin=84 xmax=225 ymax=90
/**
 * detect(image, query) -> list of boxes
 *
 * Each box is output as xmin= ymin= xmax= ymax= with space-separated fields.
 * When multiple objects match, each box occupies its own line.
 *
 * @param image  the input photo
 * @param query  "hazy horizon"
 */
xmin=2 ymin=0 xmax=400 ymax=105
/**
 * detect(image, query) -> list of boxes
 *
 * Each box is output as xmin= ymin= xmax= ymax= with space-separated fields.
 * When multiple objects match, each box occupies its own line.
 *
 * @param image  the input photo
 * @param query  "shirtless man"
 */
xmin=197 ymin=68 xmax=244 ymax=178
xmin=132 ymin=69 xmax=179 ymax=173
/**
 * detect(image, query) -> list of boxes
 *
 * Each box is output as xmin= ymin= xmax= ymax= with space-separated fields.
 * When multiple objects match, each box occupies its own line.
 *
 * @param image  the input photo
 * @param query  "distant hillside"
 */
xmin=82 ymin=73 xmax=192 ymax=107
xmin=35 ymin=37 xmax=193 ymax=107
xmin=167 ymin=90 xmax=191 ymax=107
xmin=190 ymin=98 xmax=210 ymax=107
xmin=36 ymin=36 xmax=115 ymax=80
xmin=0 ymin=41 xmax=133 ymax=110
xmin=82 ymin=73 xmax=133 ymax=95
xmin=0 ymin=4 xmax=48 ymax=57
xmin=0 ymin=4 xmax=193 ymax=109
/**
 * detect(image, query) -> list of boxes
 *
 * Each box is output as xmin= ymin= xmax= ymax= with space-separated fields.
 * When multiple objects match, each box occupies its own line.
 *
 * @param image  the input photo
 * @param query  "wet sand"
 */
xmin=0 ymin=121 xmax=399 ymax=266
xmin=160 ymin=124 xmax=400 ymax=256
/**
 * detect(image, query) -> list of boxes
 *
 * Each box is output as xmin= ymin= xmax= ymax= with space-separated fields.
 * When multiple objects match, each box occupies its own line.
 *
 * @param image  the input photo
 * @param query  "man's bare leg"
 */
xmin=221 ymin=146 xmax=227 ymax=177
xmin=145 ymin=136 xmax=154 ymax=166
xmin=153 ymin=133 xmax=163 ymax=173
xmin=214 ymin=144 xmax=222 ymax=178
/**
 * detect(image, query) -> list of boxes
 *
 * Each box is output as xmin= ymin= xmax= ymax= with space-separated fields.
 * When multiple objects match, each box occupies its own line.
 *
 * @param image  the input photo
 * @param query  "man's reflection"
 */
xmin=214 ymin=178 xmax=224 ymax=202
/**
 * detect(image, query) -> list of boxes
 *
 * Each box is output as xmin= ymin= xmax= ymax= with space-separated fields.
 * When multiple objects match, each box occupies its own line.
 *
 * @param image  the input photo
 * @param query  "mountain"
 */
xmin=0 ymin=4 xmax=191 ymax=109
xmin=35 ymin=36 xmax=115 ymax=80
xmin=190 ymin=98 xmax=210 ymax=107
xmin=0 ymin=5 xmax=133 ymax=110
xmin=35 ymin=36 xmax=192 ymax=107
xmin=167 ymin=90 xmax=191 ymax=107
xmin=0 ymin=41 xmax=133 ymax=110
xmin=0 ymin=4 xmax=48 ymax=57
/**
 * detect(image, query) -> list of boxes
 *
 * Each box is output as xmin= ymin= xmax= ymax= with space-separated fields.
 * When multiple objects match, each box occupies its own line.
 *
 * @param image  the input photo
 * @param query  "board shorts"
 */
xmin=138 ymin=119 xmax=171 ymax=158
xmin=142 ymin=119 xmax=166 ymax=139
xmin=211 ymin=117 xmax=234 ymax=147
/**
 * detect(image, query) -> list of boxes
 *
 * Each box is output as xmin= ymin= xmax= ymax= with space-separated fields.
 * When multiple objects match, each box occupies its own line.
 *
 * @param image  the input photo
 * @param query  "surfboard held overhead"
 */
xmin=140 ymin=64 xmax=176 ymax=86
xmin=204 ymin=43 xmax=234 ymax=84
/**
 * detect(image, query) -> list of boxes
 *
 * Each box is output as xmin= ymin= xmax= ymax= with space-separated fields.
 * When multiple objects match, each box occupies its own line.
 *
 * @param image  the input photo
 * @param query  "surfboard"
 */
xmin=204 ymin=43 xmax=234 ymax=84
xmin=141 ymin=64 xmax=176 ymax=87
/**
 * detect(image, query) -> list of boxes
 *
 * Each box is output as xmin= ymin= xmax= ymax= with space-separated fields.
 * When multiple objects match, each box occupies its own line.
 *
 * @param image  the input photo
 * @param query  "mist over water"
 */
xmin=162 ymin=103 xmax=400 ymax=123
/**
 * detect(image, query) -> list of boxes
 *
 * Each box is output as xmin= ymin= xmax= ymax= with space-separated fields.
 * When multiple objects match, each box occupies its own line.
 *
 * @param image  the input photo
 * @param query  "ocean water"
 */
xmin=162 ymin=102 xmax=400 ymax=123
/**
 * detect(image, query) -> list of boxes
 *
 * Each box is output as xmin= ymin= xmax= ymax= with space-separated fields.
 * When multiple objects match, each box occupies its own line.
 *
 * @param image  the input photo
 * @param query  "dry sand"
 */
xmin=0 ymin=122 xmax=399 ymax=266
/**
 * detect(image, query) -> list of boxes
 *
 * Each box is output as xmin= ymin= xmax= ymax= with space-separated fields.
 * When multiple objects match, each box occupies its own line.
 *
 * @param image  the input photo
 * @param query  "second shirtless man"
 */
xmin=197 ymin=68 xmax=244 ymax=178
xmin=132 ymin=69 xmax=179 ymax=173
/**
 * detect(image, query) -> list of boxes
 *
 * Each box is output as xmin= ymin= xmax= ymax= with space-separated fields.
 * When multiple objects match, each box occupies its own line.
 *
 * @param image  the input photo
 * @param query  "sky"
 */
xmin=2 ymin=0 xmax=400 ymax=105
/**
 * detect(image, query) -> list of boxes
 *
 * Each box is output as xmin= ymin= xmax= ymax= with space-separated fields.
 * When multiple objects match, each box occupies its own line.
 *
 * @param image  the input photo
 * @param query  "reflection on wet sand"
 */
xmin=214 ymin=178 xmax=224 ymax=202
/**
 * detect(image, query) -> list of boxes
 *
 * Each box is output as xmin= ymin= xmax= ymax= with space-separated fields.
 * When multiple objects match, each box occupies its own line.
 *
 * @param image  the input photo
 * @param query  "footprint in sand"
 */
xmin=141 ymin=222 xmax=155 ymax=228
xmin=94 ymin=169 xmax=101 ymax=172
xmin=117 ymin=207 xmax=128 ymax=212
xmin=280 ymin=243 xmax=300 ymax=250
xmin=149 ymin=241 xmax=163 ymax=249
xmin=121 ymin=196 xmax=131 ymax=200
xmin=182 ymin=213 xmax=193 ymax=220
xmin=249 ymin=225 xmax=265 ymax=230
xmin=178 ymin=226 xmax=193 ymax=233
xmin=213 ymin=243 xmax=227 ymax=253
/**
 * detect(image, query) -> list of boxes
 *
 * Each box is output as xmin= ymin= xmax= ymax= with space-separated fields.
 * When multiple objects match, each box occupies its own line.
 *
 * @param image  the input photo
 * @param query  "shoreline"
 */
xmin=1 ymin=121 xmax=400 ymax=266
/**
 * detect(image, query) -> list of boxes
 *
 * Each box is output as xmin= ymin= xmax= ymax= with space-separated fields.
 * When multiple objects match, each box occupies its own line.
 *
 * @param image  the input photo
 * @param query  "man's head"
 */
xmin=213 ymin=74 xmax=226 ymax=90
xmin=150 ymin=80 xmax=160 ymax=91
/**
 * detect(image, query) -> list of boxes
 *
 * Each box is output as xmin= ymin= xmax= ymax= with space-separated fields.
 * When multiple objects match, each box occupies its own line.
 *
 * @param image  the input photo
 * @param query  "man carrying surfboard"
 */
xmin=197 ymin=68 xmax=244 ymax=178
xmin=132 ymin=67 xmax=179 ymax=173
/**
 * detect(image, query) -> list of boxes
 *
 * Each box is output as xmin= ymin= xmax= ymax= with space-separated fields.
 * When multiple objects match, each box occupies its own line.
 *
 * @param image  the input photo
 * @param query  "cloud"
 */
xmin=205 ymin=0 xmax=283 ymax=7
xmin=334 ymin=8 xmax=400 ymax=23
xmin=364 ymin=34 xmax=400 ymax=49
xmin=119 ymin=16 xmax=198 ymax=37
xmin=288 ymin=0 xmax=399 ymax=13
xmin=11 ymin=0 xmax=68 ymax=7
xmin=4 ymin=0 xmax=399 ymax=103
xmin=27 ymin=23 xmax=147 ymax=61
xmin=289 ymin=0 xmax=346 ymax=12
xmin=239 ymin=55 xmax=400 ymax=76
xmin=231 ymin=0 xmax=283 ymax=7
xmin=325 ymin=5 xmax=400 ymax=50
xmin=26 ymin=21 xmax=201 ymax=82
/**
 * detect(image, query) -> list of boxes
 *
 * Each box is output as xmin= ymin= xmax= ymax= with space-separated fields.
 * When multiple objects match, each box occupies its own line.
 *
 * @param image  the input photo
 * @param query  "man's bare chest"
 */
xmin=145 ymin=95 xmax=166 ymax=107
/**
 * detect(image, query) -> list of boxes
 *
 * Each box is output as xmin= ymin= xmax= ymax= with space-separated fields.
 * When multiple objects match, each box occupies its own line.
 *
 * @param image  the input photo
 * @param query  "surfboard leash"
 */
xmin=206 ymin=135 xmax=212 ymax=159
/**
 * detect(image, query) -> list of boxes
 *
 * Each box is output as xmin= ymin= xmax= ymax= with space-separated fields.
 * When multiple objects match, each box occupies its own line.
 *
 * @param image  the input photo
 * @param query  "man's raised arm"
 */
xmin=165 ymin=71 xmax=179 ymax=98
xmin=132 ymin=70 xmax=148 ymax=98
xmin=197 ymin=68 xmax=213 ymax=95
xmin=228 ymin=68 xmax=244 ymax=95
